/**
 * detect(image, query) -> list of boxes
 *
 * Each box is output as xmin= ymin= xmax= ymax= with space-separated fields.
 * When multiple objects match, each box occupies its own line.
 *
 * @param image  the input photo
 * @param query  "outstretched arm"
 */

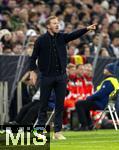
xmin=64 ymin=24 xmax=97 ymax=43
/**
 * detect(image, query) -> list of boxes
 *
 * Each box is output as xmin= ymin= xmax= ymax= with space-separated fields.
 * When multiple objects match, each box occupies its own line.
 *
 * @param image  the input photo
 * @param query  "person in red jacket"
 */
xmin=63 ymin=63 xmax=77 ymax=127
xmin=76 ymin=64 xmax=86 ymax=100
xmin=83 ymin=63 xmax=94 ymax=97
xmin=65 ymin=63 xmax=77 ymax=108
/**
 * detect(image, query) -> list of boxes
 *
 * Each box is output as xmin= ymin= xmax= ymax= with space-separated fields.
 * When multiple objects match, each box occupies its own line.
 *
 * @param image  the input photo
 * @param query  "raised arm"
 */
xmin=64 ymin=24 xmax=97 ymax=43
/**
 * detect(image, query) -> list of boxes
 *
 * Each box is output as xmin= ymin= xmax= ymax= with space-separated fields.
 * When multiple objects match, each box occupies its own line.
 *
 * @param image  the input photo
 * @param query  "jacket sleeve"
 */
xmin=63 ymin=28 xmax=88 ymax=43
xmin=29 ymin=38 xmax=40 ymax=71
xmin=86 ymin=80 xmax=114 ymax=101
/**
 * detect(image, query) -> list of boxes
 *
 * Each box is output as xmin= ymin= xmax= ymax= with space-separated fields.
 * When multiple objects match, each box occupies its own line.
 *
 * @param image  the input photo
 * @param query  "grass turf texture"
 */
xmin=51 ymin=130 xmax=119 ymax=150
xmin=0 ymin=129 xmax=119 ymax=150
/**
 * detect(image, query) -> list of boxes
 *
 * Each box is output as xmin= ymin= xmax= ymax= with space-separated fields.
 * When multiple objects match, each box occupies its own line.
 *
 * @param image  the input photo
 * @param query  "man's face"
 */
xmin=113 ymin=37 xmax=119 ymax=47
xmin=47 ymin=18 xmax=60 ymax=33
xmin=93 ymin=35 xmax=99 ymax=46
xmin=76 ymin=65 xmax=84 ymax=76
xmin=84 ymin=64 xmax=93 ymax=77
xmin=68 ymin=67 xmax=76 ymax=76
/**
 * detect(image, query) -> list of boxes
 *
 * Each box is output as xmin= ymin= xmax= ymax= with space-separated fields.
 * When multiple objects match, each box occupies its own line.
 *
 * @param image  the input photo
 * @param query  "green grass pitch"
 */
xmin=51 ymin=130 xmax=119 ymax=150
xmin=0 ymin=129 xmax=119 ymax=150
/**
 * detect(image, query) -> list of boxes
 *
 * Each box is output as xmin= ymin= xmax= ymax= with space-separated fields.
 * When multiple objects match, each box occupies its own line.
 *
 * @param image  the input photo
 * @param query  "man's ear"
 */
xmin=47 ymin=24 xmax=50 ymax=29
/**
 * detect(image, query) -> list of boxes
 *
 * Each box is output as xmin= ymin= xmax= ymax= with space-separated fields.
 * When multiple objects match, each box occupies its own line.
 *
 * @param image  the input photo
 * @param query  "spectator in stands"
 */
xmin=65 ymin=23 xmax=74 ymax=33
xmin=2 ymin=46 xmax=13 ymax=54
xmin=64 ymin=3 xmax=75 ymax=23
xmin=75 ymin=62 xmax=119 ymax=130
xmin=67 ymin=45 xmax=79 ymax=57
xmin=90 ymin=34 xmax=100 ymax=55
xmin=0 ymin=29 xmax=13 ymax=52
xmin=108 ymin=21 xmax=119 ymax=39
xmin=10 ymin=7 xmax=24 ymax=31
xmin=25 ymin=42 xmax=34 ymax=56
xmin=0 ymin=11 xmax=12 ymax=30
xmin=26 ymin=29 xmax=38 ymax=43
xmin=70 ymin=38 xmax=81 ymax=50
xmin=27 ymin=9 xmax=39 ymax=30
xmin=12 ymin=43 xmax=23 ymax=55
xmin=108 ymin=5 xmax=117 ymax=24
xmin=109 ymin=33 xmax=119 ymax=58
xmin=80 ymin=44 xmax=91 ymax=57
xmin=0 ymin=0 xmax=118 ymax=57
xmin=102 ymin=33 xmax=113 ymax=55
xmin=15 ymin=30 xmax=26 ymax=45
xmin=19 ymin=8 xmax=29 ymax=25
xmin=99 ymin=47 xmax=110 ymax=57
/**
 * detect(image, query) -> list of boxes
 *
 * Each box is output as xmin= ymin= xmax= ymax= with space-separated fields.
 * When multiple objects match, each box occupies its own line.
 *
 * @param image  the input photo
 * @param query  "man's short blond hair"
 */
xmin=67 ymin=63 xmax=76 ymax=69
xmin=46 ymin=16 xmax=58 ymax=25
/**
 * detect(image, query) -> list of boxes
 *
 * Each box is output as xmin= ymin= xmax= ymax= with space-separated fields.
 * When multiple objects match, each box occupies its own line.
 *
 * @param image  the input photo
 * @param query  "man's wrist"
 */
xmin=86 ymin=26 xmax=91 ymax=31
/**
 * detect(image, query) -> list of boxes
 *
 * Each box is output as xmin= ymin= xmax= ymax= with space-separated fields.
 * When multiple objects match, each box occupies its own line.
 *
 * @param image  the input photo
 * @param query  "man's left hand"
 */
xmin=87 ymin=24 xmax=97 ymax=31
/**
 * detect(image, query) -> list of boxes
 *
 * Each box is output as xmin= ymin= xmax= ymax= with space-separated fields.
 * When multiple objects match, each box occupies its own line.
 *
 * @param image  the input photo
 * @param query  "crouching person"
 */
xmin=75 ymin=63 xmax=119 ymax=131
xmin=8 ymin=88 xmax=55 ymax=125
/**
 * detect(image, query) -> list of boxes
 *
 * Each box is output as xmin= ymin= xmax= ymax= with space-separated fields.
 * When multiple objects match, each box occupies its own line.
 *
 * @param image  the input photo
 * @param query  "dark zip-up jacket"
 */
xmin=86 ymin=75 xmax=117 ymax=110
xmin=29 ymin=28 xmax=88 ymax=75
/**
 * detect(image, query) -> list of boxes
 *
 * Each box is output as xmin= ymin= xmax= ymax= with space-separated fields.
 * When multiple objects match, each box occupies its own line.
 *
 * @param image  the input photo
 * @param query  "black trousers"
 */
xmin=75 ymin=100 xmax=99 ymax=127
xmin=15 ymin=101 xmax=40 ymax=125
xmin=37 ymin=74 xmax=67 ymax=132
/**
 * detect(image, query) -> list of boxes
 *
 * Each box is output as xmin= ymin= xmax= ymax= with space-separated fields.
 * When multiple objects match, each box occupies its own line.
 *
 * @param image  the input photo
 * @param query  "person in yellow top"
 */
xmin=75 ymin=62 xmax=119 ymax=131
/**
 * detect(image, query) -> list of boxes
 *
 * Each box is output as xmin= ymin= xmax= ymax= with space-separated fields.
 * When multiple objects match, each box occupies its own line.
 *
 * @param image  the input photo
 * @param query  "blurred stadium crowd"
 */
xmin=0 ymin=0 xmax=119 ymax=130
xmin=0 ymin=0 xmax=119 ymax=57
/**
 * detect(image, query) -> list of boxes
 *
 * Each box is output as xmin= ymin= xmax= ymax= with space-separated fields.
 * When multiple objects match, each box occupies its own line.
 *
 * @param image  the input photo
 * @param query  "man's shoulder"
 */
xmin=101 ymin=79 xmax=114 ymax=90
xmin=58 ymin=32 xmax=65 ymax=37
xmin=38 ymin=33 xmax=47 ymax=39
xmin=37 ymin=32 xmax=65 ymax=40
xmin=35 ymin=33 xmax=48 ymax=43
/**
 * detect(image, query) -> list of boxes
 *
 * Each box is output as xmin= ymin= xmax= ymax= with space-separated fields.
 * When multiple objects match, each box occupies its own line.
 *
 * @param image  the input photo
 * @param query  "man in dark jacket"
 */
xmin=29 ymin=16 xmax=96 ymax=139
xmin=75 ymin=63 xmax=119 ymax=131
